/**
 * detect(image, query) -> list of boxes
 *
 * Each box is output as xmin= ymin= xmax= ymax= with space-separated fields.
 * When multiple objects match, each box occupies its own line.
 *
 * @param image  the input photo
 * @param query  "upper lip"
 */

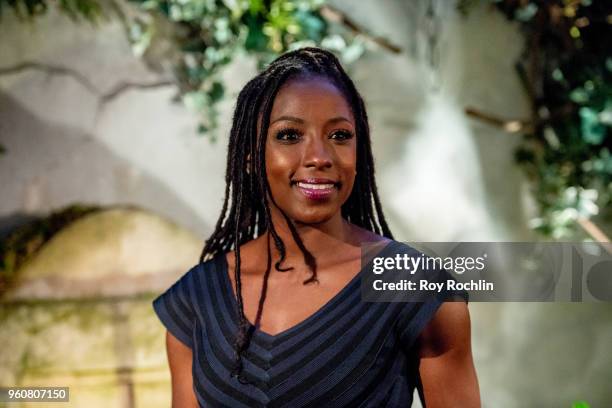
xmin=293 ymin=178 xmax=339 ymax=185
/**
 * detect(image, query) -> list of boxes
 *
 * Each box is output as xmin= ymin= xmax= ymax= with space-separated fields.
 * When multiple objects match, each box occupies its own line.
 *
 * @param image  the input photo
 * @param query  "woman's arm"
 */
xmin=417 ymin=302 xmax=481 ymax=407
xmin=166 ymin=331 xmax=199 ymax=408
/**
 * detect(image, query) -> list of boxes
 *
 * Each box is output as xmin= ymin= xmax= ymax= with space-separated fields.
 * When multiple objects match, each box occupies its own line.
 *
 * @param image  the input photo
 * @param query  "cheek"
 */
xmin=266 ymin=152 xmax=289 ymax=174
xmin=265 ymin=146 xmax=297 ymax=189
xmin=339 ymin=150 xmax=357 ymax=202
xmin=338 ymin=145 xmax=357 ymax=182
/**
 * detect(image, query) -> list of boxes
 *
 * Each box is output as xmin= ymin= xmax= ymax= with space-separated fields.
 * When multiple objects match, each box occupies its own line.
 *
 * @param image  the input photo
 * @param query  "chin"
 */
xmin=291 ymin=208 xmax=336 ymax=225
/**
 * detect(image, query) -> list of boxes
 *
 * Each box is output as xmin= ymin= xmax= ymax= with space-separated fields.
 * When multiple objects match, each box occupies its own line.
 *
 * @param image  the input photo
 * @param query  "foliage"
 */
xmin=7 ymin=0 xmax=608 ymax=241
xmin=0 ymin=204 xmax=101 ymax=297
xmin=482 ymin=0 xmax=611 ymax=239
xmin=0 ymin=0 xmax=105 ymax=22
xmin=127 ymin=0 xmax=365 ymax=139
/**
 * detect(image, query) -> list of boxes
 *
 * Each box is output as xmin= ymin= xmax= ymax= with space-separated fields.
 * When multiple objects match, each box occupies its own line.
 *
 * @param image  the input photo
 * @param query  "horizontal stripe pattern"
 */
xmin=152 ymin=241 xmax=465 ymax=407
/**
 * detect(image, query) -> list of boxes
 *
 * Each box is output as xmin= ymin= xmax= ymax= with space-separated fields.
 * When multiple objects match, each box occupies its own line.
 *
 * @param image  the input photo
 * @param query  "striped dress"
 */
xmin=153 ymin=241 xmax=467 ymax=407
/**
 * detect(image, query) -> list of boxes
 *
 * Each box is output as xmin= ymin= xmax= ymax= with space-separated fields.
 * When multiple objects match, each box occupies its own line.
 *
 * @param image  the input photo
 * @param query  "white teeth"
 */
xmin=297 ymin=182 xmax=335 ymax=190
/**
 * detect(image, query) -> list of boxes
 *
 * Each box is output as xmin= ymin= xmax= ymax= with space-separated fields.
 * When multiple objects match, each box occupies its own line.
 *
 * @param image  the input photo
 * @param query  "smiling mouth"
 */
xmin=296 ymin=181 xmax=336 ymax=189
xmin=291 ymin=178 xmax=340 ymax=201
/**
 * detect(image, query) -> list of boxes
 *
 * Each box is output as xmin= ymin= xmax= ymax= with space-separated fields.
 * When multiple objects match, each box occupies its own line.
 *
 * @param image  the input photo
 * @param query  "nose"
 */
xmin=303 ymin=134 xmax=333 ymax=169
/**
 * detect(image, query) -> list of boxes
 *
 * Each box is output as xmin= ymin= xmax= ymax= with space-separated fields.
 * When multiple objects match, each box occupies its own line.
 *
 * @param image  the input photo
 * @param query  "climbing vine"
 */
xmin=3 ymin=0 xmax=609 ymax=240
xmin=463 ymin=0 xmax=611 ymax=239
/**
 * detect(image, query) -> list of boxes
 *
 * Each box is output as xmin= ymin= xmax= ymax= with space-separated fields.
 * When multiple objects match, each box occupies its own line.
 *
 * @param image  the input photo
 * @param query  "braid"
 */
xmin=199 ymin=47 xmax=394 ymax=384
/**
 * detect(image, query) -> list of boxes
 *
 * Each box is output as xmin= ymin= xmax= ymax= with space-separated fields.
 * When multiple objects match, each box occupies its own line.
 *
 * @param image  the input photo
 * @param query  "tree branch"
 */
xmin=320 ymin=5 xmax=402 ymax=54
xmin=577 ymin=216 xmax=611 ymax=244
xmin=465 ymin=107 xmax=533 ymax=133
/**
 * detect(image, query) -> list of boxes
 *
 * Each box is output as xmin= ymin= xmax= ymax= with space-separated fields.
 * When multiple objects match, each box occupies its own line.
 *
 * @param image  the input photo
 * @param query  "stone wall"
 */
xmin=0 ymin=208 xmax=201 ymax=408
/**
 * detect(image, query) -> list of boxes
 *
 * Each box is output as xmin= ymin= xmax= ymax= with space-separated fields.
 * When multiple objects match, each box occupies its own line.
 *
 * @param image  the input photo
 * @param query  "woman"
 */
xmin=153 ymin=47 xmax=480 ymax=407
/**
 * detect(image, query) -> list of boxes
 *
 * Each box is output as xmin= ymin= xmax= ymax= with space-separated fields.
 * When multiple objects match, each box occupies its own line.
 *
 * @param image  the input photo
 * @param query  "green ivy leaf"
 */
xmin=570 ymin=88 xmax=589 ymax=104
xmin=514 ymin=3 xmax=538 ymax=21
xmin=208 ymin=81 xmax=225 ymax=103
xmin=183 ymin=91 xmax=208 ymax=111
xmin=244 ymin=14 xmax=268 ymax=51
xmin=295 ymin=10 xmax=325 ymax=41
xmin=197 ymin=123 xmax=208 ymax=134
xmin=579 ymin=107 xmax=606 ymax=145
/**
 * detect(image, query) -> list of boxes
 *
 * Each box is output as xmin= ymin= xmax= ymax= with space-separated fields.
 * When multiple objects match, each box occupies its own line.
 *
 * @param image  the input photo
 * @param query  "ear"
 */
xmin=246 ymin=153 xmax=251 ymax=175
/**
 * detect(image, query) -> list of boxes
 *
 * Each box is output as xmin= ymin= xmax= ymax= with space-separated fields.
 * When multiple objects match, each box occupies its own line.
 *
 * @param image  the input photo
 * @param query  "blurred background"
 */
xmin=0 ymin=0 xmax=611 ymax=407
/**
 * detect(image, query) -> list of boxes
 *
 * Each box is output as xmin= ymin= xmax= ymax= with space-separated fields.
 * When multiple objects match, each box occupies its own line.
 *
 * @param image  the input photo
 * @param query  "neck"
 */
xmin=265 ymin=205 xmax=352 ymax=265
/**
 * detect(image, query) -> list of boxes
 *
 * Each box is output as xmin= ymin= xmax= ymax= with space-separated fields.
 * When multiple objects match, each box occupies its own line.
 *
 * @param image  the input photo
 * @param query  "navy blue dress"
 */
xmin=153 ymin=241 xmax=468 ymax=407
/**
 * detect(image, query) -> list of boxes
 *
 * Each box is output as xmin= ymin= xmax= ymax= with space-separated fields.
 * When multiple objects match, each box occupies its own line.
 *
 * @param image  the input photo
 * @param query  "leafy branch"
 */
xmin=463 ymin=0 xmax=611 ymax=240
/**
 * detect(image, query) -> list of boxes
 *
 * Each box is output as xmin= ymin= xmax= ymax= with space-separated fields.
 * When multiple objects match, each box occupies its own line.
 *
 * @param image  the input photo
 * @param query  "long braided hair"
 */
xmin=198 ymin=47 xmax=393 ymax=383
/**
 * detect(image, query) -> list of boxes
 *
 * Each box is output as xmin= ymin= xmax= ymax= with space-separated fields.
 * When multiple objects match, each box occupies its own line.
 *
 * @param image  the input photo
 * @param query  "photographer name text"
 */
xmin=372 ymin=279 xmax=494 ymax=292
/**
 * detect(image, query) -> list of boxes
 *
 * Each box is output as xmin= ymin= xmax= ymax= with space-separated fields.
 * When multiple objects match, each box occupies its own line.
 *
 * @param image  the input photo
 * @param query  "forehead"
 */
xmin=269 ymin=76 xmax=355 ymax=123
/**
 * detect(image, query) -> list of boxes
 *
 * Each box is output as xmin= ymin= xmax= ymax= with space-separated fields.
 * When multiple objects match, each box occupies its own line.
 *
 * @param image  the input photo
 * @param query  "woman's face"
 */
xmin=264 ymin=76 xmax=357 ymax=225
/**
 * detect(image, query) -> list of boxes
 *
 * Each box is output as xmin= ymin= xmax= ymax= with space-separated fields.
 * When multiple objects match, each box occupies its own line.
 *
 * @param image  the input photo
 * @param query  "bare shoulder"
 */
xmin=418 ymin=301 xmax=471 ymax=357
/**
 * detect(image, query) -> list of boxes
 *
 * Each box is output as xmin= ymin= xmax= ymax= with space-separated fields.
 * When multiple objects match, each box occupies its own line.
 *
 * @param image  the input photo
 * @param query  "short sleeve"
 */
xmin=152 ymin=264 xmax=199 ymax=349
xmin=394 ymin=266 xmax=469 ymax=351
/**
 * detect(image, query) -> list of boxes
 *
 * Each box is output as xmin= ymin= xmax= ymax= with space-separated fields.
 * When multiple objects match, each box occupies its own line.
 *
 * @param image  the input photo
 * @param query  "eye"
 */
xmin=275 ymin=127 xmax=301 ymax=142
xmin=330 ymin=130 xmax=354 ymax=141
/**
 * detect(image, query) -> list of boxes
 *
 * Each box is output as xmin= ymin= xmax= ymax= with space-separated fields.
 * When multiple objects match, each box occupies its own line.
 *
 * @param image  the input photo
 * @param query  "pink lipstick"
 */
xmin=293 ymin=178 xmax=339 ymax=201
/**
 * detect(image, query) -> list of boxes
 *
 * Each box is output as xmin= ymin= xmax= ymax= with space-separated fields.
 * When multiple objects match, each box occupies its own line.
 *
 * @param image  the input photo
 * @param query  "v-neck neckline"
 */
xmin=218 ymin=252 xmax=365 ymax=342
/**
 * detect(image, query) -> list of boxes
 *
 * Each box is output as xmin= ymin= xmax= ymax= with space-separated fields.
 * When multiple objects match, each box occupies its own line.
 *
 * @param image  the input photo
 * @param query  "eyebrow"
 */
xmin=270 ymin=115 xmax=353 ymax=126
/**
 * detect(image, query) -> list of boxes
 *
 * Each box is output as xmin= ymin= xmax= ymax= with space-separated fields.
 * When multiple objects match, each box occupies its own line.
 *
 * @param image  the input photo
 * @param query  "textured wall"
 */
xmin=0 ymin=8 xmax=253 ymax=236
xmin=0 ymin=208 xmax=202 ymax=408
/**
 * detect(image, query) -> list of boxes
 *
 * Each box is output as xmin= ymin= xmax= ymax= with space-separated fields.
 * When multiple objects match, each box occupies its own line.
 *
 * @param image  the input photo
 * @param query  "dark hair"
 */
xmin=199 ymin=47 xmax=393 ymax=383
